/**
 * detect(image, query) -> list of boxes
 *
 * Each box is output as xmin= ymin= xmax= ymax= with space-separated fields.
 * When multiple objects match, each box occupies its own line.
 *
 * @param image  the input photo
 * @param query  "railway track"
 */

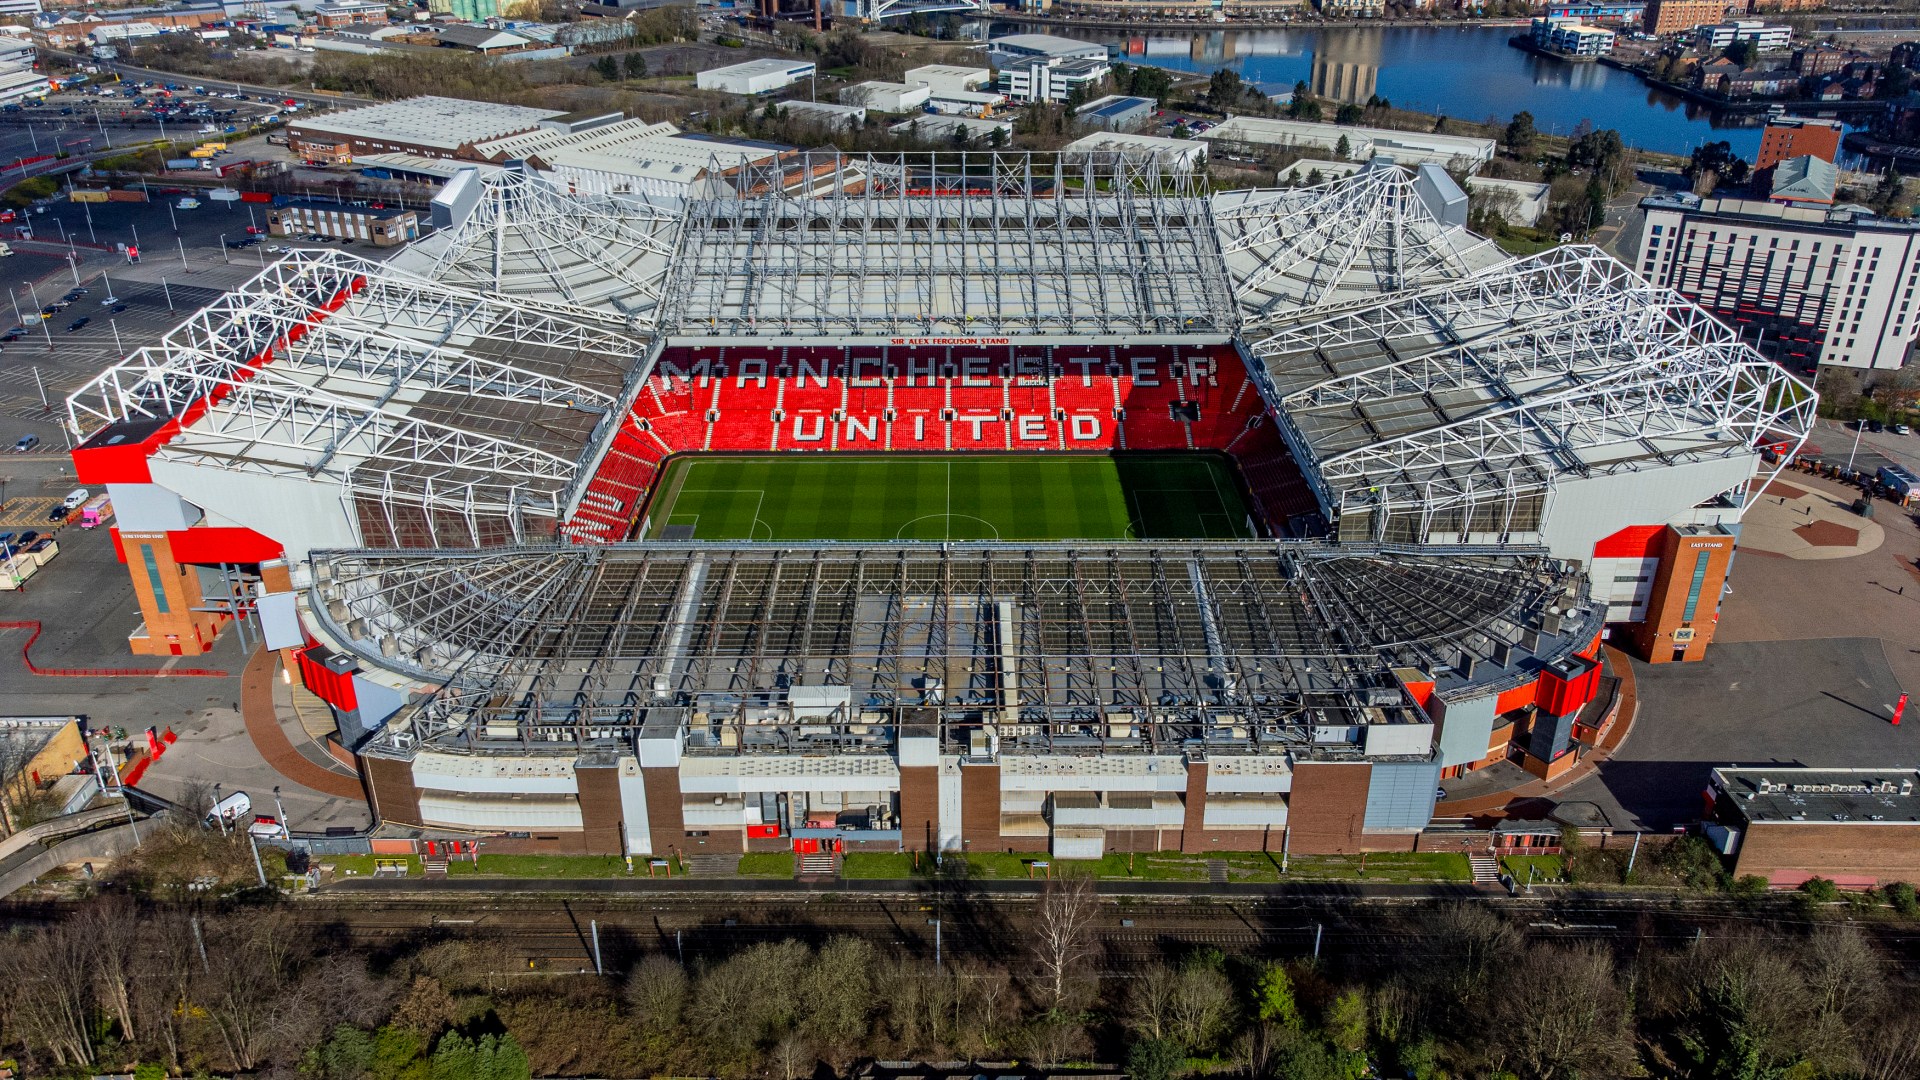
xmin=264 ymin=893 xmax=1920 ymax=973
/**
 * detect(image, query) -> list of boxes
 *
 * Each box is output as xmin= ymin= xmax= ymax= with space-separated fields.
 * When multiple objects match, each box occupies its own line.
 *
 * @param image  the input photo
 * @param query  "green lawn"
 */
xmin=643 ymin=453 xmax=1253 ymax=542
xmin=466 ymin=855 xmax=631 ymax=878
xmin=737 ymin=853 xmax=795 ymax=878
xmin=1501 ymin=854 xmax=1565 ymax=884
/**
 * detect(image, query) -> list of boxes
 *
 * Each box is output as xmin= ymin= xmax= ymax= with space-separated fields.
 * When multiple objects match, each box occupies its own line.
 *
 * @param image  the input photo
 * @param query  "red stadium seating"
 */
xmin=564 ymin=341 xmax=1321 ymax=541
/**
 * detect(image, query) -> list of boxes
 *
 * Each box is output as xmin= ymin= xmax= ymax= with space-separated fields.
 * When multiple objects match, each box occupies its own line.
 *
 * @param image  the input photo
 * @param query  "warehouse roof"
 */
xmin=1713 ymin=767 xmax=1920 ymax=824
xmin=988 ymin=33 xmax=1107 ymax=59
xmin=289 ymin=95 xmax=562 ymax=152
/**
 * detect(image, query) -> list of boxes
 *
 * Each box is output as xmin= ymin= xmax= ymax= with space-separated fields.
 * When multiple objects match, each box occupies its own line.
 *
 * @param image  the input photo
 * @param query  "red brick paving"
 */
xmin=1763 ymin=480 xmax=1809 ymax=500
xmin=1794 ymin=519 xmax=1862 ymax=547
xmin=240 ymin=646 xmax=366 ymax=800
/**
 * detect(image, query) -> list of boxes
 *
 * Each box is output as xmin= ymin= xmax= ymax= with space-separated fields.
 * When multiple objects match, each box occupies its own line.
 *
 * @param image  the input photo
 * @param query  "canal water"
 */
xmin=1002 ymin=23 xmax=1859 ymax=159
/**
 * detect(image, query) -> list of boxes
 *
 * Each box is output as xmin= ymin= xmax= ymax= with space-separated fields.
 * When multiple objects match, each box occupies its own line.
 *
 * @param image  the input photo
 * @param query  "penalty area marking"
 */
xmin=894 ymin=513 xmax=1002 ymax=542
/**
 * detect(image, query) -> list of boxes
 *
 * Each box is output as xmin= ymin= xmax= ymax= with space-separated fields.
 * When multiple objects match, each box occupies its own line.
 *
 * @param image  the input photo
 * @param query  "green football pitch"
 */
xmin=643 ymin=454 xmax=1254 ymax=542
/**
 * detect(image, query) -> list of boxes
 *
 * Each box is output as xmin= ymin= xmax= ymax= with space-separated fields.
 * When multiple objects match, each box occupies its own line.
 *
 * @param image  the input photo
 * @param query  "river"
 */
xmin=997 ymin=23 xmax=1864 ymax=159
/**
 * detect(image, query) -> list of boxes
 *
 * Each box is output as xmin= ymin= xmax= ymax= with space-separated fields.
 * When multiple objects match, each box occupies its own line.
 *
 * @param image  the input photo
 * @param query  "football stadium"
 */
xmin=67 ymin=152 xmax=1815 ymax=858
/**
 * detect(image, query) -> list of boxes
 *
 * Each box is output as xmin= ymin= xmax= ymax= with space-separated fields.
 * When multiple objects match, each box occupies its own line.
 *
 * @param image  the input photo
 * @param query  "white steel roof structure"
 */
xmin=661 ymin=152 xmax=1235 ymax=339
xmin=1245 ymin=244 xmax=1815 ymax=541
xmin=65 ymin=155 xmax=1812 ymax=568
xmin=401 ymin=168 xmax=682 ymax=324
xmin=68 ymin=249 xmax=645 ymax=549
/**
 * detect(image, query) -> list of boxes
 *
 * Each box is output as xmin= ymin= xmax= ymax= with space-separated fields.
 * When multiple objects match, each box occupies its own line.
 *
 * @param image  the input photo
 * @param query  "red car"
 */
xmin=0 ymin=210 xmax=17 ymax=223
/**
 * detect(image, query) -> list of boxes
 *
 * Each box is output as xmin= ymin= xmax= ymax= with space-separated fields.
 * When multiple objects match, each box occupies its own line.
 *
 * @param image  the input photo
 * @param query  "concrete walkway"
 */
xmin=1739 ymin=478 xmax=1885 ymax=561
xmin=239 ymin=646 xmax=365 ymax=801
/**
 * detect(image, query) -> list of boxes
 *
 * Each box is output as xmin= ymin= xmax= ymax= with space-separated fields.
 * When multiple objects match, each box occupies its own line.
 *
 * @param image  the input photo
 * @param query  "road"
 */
xmin=41 ymin=49 xmax=373 ymax=112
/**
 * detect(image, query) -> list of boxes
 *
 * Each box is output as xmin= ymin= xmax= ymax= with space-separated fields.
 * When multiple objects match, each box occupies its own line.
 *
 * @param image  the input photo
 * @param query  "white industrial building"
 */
xmin=1202 ymin=115 xmax=1497 ymax=172
xmin=695 ymin=57 xmax=816 ymax=96
xmin=924 ymin=88 xmax=1005 ymax=116
xmin=1639 ymin=194 xmax=1920 ymax=370
xmin=1062 ymin=131 xmax=1207 ymax=170
xmin=0 ymin=68 xmax=45 ymax=104
xmin=891 ymin=113 xmax=1013 ymax=142
xmin=780 ymin=100 xmax=867 ymax=129
xmin=469 ymin=117 xmax=788 ymax=198
xmin=1465 ymin=175 xmax=1551 ymax=227
xmin=904 ymin=64 xmax=991 ymax=95
xmin=988 ymin=34 xmax=1113 ymax=105
xmin=840 ymin=80 xmax=932 ymax=113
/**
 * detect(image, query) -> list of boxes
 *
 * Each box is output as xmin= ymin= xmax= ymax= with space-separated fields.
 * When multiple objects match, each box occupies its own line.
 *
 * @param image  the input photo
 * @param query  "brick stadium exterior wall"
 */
xmin=574 ymin=764 xmax=624 ymax=855
xmin=364 ymin=755 xmax=421 ymax=828
xmin=641 ymin=766 xmax=695 ymax=856
xmin=960 ymin=762 xmax=999 ymax=846
xmin=1735 ymin=822 xmax=1920 ymax=885
xmin=1182 ymin=761 xmax=1209 ymax=853
xmin=900 ymin=765 xmax=940 ymax=852
xmin=1286 ymin=761 xmax=1372 ymax=854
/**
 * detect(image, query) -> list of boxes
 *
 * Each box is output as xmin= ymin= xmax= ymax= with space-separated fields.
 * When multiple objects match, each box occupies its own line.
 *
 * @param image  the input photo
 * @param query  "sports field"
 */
xmin=643 ymin=454 xmax=1254 ymax=542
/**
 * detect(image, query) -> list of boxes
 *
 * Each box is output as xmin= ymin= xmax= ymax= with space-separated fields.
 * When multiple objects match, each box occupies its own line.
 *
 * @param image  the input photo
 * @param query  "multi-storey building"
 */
xmin=1694 ymin=19 xmax=1792 ymax=52
xmin=1638 ymin=194 xmax=1920 ymax=370
xmin=1643 ymin=0 xmax=1729 ymax=36
xmin=1756 ymin=115 xmax=1843 ymax=168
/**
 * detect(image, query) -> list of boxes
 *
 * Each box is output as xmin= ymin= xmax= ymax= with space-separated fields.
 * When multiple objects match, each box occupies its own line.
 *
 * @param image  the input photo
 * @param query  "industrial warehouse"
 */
xmin=63 ymin=152 xmax=1814 ymax=860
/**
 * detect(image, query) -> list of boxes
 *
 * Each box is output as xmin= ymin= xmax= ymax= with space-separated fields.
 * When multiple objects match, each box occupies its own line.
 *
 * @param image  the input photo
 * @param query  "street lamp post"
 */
xmin=218 ymin=233 xmax=229 ymax=264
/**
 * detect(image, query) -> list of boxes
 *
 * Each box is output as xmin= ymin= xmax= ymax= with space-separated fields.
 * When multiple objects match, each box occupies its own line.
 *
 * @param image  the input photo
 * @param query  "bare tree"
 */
xmin=1493 ymin=944 xmax=1634 ymax=1080
xmin=1123 ymin=961 xmax=1179 ymax=1041
xmin=771 ymin=1031 xmax=812 ymax=1080
xmin=0 ymin=922 xmax=96 ymax=1067
xmin=1030 ymin=873 xmax=1099 ymax=1010
xmin=76 ymin=897 xmax=144 ymax=1043
xmin=1856 ymin=999 xmax=1920 ymax=1080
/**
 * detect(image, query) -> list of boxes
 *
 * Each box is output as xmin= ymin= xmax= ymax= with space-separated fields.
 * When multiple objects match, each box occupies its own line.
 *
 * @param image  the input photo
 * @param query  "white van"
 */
xmin=205 ymin=791 xmax=252 ymax=829
xmin=62 ymin=487 xmax=89 ymax=510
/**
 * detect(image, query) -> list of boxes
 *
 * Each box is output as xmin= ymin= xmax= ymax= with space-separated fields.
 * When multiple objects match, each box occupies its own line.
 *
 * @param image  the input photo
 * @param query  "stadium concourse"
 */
xmin=64 ymin=153 xmax=1814 ymax=860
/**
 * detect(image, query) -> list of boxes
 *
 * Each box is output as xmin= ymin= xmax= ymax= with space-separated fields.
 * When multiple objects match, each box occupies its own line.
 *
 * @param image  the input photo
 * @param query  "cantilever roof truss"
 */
xmin=660 ymin=151 xmax=1237 ymax=338
xmin=311 ymin=542 xmax=1587 ymax=756
xmin=1244 ymin=246 xmax=1817 ymax=522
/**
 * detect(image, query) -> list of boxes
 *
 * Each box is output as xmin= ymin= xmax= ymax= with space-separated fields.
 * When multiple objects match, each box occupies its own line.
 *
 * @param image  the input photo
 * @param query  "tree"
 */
xmin=1166 ymin=955 xmax=1236 ymax=1054
xmin=1886 ymin=880 xmax=1920 ymax=915
xmin=1208 ymin=68 xmax=1245 ymax=111
xmin=429 ymin=1032 xmax=479 ymax=1080
xmin=1504 ymin=110 xmax=1536 ymax=155
xmin=1334 ymin=134 xmax=1352 ymax=160
xmin=1493 ymin=945 xmax=1635 ymax=1080
xmin=593 ymin=54 xmax=619 ymax=81
xmin=1128 ymin=1037 xmax=1185 ymax=1080
xmin=1685 ymin=140 xmax=1750 ymax=190
xmin=1724 ymin=39 xmax=1758 ymax=68
xmin=1336 ymin=102 xmax=1364 ymax=125
xmin=1252 ymin=962 xmax=1302 ymax=1031
xmin=624 ymin=52 xmax=648 ymax=79
xmin=1031 ymin=874 xmax=1099 ymax=1009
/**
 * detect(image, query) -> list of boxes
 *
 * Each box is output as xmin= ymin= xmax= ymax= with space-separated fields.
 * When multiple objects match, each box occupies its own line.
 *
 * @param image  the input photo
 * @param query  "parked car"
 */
xmin=109 ymin=302 xmax=127 ymax=314
xmin=1893 ymin=423 xmax=1912 ymax=436
xmin=65 ymin=317 xmax=89 ymax=332
xmin=45 ymin=504 xmax=66 ymax=522
xmin=12 ymin=434 xmax=38 ymax=452
xmin=1868 ymin=419 xmax=1886 ymax=433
